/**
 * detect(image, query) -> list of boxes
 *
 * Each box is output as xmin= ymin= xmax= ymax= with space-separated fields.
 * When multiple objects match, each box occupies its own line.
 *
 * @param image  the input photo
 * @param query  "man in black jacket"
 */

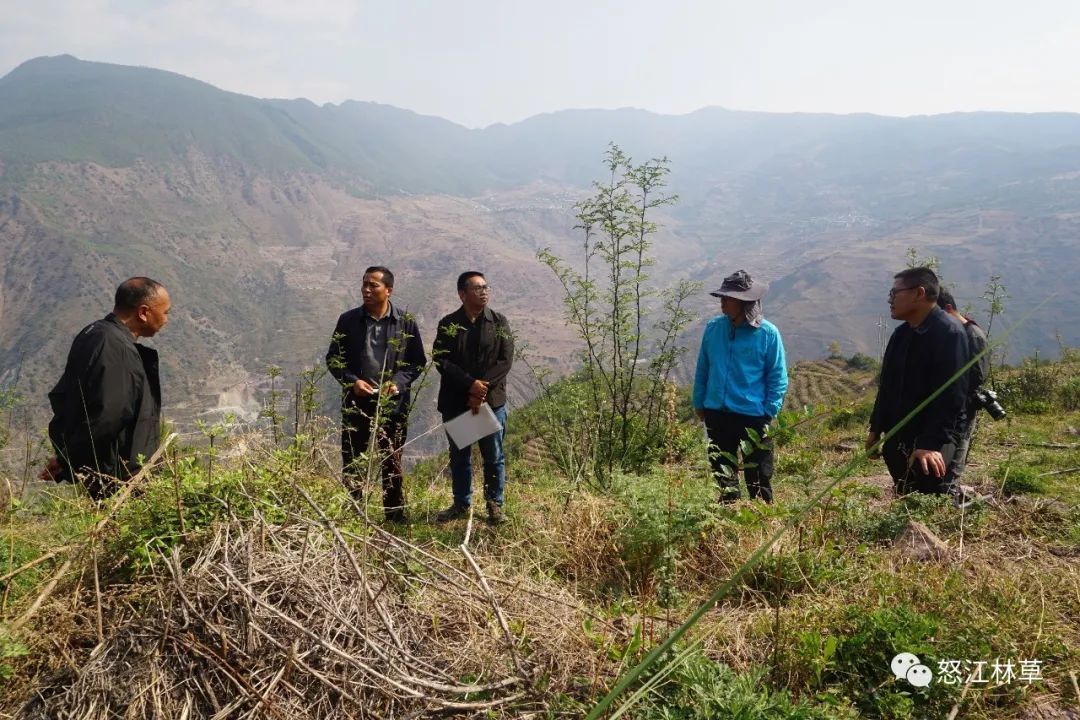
xmin=44 ymin=277 xmax=170 ymax=499
xmin=326 ymin=266 xmax=426 ymax=523
xmin=867 ymin=267 xmax=969 ymax=495
xmin=433 ymin=271 xmax=514 ymax=525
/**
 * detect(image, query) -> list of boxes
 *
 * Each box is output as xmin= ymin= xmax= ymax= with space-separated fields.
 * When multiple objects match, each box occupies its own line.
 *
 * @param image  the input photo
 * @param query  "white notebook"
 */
xmin=443 ymin=404 xmax=503 ymax=447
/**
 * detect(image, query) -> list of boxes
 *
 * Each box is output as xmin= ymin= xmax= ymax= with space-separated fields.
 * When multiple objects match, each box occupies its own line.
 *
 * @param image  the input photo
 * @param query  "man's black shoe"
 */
xmin=436 ymin=503 xmax=470 ymax=522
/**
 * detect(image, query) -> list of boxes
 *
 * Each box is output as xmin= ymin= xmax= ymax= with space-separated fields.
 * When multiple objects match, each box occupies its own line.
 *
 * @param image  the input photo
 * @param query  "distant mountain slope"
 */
xmin=0 ymin=55 xmax=337 ymax=172
xmin=2 ymin=55 xmax=1080 ymax=446
xmin=8 ymin=55 xmax=1080 ymax=199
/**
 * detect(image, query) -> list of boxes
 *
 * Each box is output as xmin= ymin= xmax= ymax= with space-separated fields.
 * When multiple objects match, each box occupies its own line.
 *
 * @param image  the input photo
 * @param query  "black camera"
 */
xmin=973 ymin=388 xmax=1006 ymax=421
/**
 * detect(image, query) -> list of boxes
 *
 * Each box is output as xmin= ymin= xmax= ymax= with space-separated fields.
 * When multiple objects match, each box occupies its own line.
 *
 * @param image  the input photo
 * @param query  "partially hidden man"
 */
xmin=936 ymin=288 xmax=991 ymax=489
xmin=326 ymin=266 xmax=426 ymax=523
xmin=433 ymin=271 xmax=514 ymax=525
xmin=693 ymin=270 xmax=789 ymax=503
xmin=867 ymin=267 xmax=969 ymax=496
xmin=44 ymin=277 xmax=171 ymax=499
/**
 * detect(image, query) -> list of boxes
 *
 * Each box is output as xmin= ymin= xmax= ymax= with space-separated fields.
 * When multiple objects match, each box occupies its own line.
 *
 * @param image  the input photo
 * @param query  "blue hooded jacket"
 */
xmin=692 ymin=316 xmax=789 ymax=418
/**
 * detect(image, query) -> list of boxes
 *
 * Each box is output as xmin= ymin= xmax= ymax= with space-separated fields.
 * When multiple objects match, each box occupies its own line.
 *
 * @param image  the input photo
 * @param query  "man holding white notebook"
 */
xmin=433 ymin=271 xmax=515 ymax=525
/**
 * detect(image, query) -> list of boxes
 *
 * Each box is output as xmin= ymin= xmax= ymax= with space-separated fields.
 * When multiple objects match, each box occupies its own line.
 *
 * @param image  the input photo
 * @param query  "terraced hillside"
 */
xmin=785 ymin=357 xmax=876 ymax=411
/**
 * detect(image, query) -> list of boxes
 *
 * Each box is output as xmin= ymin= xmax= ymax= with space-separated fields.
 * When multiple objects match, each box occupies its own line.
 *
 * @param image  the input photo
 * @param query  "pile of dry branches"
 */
xmin=18 ymin=499 xmax=606 ymax=718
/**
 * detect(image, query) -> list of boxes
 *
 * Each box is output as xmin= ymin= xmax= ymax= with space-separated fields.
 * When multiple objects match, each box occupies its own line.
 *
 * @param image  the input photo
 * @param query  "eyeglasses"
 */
xmin=465 ymin=285 xmax=491 ymax=294
xmin=888 ymin=286 xmax=919 ymax=300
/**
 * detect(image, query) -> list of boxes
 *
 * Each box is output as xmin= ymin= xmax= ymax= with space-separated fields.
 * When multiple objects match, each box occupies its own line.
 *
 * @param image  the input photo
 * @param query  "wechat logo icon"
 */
xmin=891 ymin=653 xmax=933 ymax=687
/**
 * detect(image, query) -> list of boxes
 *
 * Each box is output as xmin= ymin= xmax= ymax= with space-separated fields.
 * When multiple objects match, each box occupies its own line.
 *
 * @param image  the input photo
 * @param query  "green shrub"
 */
xmin=837 ymin=492 xmax=953 ymax=543
xmin=769 ymin=410 xmax=805 ymax=448
xmin=1012 ymin=399 xmax=1052 ymax=415
xmin=742 ymin=545 xmax=852 ymax=604
xmin=999 ymin=358 xmax=1057 ymax=411
xmin=610 ymin=471 xmax=715 ymax=604
xmin=777 ymin=449 xmax=820 ymax=476
xmin=846 ymin=353 xmax=879 ymax=372
xmin=826 ymin=402 xmax=872 ymax=430
xmin=0 ymin=630 xmax=28 ymax=681
xmin=636 ymin=649 xmax=856 ymax=719
xmin=110 ymin=453 xmax=347 ymax=570
xmin=824 ymin=605 xmax=961 ymax=719
xmin=511 ymin=372 xmax=693 ymax=483
xmin=993 ymin=464 xmax=1044 ymax=496
xmin=1058 ymin=377 xmax=1080 ymax=411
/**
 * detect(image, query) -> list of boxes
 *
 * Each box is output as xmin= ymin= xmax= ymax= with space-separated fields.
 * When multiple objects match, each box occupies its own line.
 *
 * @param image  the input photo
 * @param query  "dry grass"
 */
xmin=8 ymin=499 xmax=609 ymax=718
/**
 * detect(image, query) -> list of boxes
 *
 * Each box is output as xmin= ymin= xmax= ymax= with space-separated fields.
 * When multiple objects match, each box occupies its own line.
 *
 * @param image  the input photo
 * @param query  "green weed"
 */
xmin=994 ymin=464 xmax=1045 ymax=496
xmin=635 ymin=648 xmax=856 ymax=719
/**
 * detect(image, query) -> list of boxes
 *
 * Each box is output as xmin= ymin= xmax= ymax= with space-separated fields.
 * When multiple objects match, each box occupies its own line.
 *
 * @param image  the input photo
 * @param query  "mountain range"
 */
xmin=2 ymin=54 xmax=1079 ymax=441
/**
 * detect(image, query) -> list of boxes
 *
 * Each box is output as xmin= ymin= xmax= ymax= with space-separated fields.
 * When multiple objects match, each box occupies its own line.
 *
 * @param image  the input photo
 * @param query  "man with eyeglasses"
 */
xmin=326 ymin=266 xmax=426 ymax=523
xmin=433 ymin=271 xmax=515 ymax=525
xmin=867 ymin=267 xmax=970 ymax=496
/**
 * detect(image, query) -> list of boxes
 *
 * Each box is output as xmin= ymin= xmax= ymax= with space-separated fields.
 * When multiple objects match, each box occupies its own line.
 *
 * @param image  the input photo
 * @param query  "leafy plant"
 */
xmin=1057 ymin=376 xmax=1080 ymax=411
xmin=846 ymin=353 xmax=879 ymax=372
xmin=982 ymin=274 xmax=1009 ymax=382
xmin=610 ymin=470 xmax=715 ymax=605
xmin=537 ymin=144 xmax=699 ymax=486
xmin=993 ymin=463 xmax=1044 ymax=496
xmin=634 ymin=649 xmax=854 ymax=719
xmin=826 ymin=402 xmax=873 ymax=431
xmin=828 ymin=604 xmax=958 ymax=718
xmin=111 ymin=452 xmax=345 ymax=570
xmin=905 ymin=247 xmax=940 ymax=274
xmin=998 ymin=353 xmax=1058 ymax=414
xmin=0 ymin=630 xmax=29 ymax=681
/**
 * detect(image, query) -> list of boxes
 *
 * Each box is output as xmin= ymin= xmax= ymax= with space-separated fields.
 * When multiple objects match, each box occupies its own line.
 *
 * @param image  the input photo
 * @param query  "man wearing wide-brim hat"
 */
xmin=692 ymin=270 xmax=789 ymax=502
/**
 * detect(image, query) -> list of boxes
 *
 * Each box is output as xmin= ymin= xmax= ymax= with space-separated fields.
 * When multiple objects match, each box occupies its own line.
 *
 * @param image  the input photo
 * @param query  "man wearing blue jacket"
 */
xmin=693 ymin=270 xmax=789 ymax=503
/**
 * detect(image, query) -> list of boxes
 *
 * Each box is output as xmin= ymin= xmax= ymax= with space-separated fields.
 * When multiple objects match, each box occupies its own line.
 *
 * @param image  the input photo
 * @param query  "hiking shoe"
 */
xmin=436 ymin=503 xmax=470 ymax=522
xmin=954 ymin=485 xmax=991 ymax=509
xmin=718 ymin=488 xmax=741 ymax=505
xmin=384 ymin=508 xmax=408 ymax=525
xmin=486 ymin=500 xmax=506 ymax=526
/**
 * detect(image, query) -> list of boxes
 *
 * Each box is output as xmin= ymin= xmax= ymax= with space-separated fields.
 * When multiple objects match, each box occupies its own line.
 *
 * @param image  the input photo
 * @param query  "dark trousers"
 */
xmin=946 ymin=413 xmax=978 ymax=486
xmin=883 ymin=438 xmax=957 ymax=496
xmin=341 ymin=397 xmax=407 ymax=517
xmin=703 ymin=409 xmax=774 ymax=502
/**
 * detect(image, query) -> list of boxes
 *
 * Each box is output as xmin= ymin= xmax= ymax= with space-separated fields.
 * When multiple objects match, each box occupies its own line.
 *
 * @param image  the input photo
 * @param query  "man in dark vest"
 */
xmin=43 ymin=277 xmax=170 ymax=499
xmin=326 ymin=266 xmax=426 ymax=523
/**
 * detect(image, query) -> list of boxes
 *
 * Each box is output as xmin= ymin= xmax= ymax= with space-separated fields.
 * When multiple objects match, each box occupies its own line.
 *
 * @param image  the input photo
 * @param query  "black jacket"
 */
xmin=325 ymin=302 xmax=426 ymax=417
xmin=434 ymin=306 xmax=514 ymax=414
xmin=870 ymin=306 xmax=969 ymax=450
xmin=48 ymin=314 xmax=162 ymax=492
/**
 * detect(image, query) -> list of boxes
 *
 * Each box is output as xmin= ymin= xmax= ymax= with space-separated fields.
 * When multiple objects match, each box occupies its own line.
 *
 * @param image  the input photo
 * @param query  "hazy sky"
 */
xmin=3 ymin=0 xmax=1080 ymax=128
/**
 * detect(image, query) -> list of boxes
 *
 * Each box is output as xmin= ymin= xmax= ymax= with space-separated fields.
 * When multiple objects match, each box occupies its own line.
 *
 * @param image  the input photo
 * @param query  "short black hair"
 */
xmin=894 ymin=267 xmax=940 ymax=301
xmin=457 ymin=271 xmax=485 ymax=292
xmin=364 ymin=266 xmax=394 ymax=288
xmin=114 ymin=277 xmax=164 ymax=311
xmin=936 ymin=288 xmax=957 ymax=310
